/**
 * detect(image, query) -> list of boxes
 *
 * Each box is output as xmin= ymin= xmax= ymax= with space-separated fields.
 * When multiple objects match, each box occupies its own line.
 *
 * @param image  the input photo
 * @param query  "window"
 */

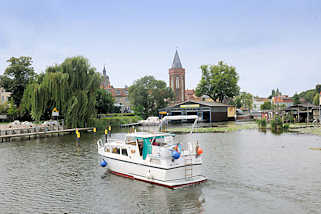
xmin=121 ymin=149 xmax=128 ymax=156
xmin=116 ymin=90 xmax=121 ymax=96
xmin=171 ymin=78 xmax=174 ymax=88
xmin=112 ymin=147 xmax=120 ymax=154
xmin=125 ymin=90 xmax=128 ymax=95
xmin=176 ymin=77 xmax=180 ymax=89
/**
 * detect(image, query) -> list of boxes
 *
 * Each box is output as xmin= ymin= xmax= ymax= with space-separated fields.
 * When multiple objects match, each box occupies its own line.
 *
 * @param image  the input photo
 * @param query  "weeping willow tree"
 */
xmin=22 ymin=56 xmax=101 ymax=128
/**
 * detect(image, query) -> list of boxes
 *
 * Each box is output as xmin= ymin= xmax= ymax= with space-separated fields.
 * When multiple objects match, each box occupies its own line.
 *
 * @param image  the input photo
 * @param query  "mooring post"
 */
xmin=105 ymin=128 xmax=108 ymax=143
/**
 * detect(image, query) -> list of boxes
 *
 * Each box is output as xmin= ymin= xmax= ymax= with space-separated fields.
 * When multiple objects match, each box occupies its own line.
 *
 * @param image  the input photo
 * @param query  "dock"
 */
xmin=120 ymin=123 xmax=140 ymax=128
xmin=0 ymin=126 xmax=94 ymax=142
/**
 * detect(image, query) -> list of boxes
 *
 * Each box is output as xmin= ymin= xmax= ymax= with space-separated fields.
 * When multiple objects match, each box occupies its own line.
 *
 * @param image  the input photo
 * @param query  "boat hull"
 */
xmin=103 ymin=156 xmax=207 ymax=189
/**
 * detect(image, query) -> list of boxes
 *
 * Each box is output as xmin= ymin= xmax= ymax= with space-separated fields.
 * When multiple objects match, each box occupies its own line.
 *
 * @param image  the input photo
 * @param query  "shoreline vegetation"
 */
xmin=165 ymin=121 xmax=321 ymax=136
xmin=91 ymin=113 xmax=142 ymax=129
xmin=165 ymin=122 xmax=257 ymax=133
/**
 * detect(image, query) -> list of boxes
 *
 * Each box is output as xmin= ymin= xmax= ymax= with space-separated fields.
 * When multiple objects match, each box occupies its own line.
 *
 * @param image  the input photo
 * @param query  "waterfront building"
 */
xmin=159 ymin=100 xmax=236 ymax=122
xmin=100 ymin=66 xmax=131 ymax=112
xmin=169 ymin=50 xmax=185 ymax=103
xmin=0 ymin=87 xmax=11 ymax=105
xmin=107 ymin=87 xmax=131 ymax=112
xmin=272 ymin=95 xmax=293 ymax=108
xmin=284 ymin=103 xmax=318 ymax=122
xmin=253 ymin=97 xmax=271 ymax=112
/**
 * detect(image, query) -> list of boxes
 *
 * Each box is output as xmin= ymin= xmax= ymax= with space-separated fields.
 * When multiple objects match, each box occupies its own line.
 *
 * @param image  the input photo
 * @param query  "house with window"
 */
xmin=107 ymin=87 xmax=131 ymax=112
xmin=253 ymin=97 xmax=271 ymax=112
xmin=272 ymin=95 xmax=293 ymax=108
xmin=0 ymin=87 xmax=11 ymax=105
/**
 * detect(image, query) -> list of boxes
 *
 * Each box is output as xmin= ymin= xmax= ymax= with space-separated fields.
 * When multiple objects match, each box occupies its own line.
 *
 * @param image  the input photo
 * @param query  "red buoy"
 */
xmin=197 ymin=147 xmax=203 ymax=155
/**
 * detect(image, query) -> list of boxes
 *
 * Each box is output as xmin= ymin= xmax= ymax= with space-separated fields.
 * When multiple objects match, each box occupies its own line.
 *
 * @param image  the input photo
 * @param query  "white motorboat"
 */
xmin=97 ymin=115 xmax=207 ymax=189
xmin=138 ymin=116 xmax=160 ymax=126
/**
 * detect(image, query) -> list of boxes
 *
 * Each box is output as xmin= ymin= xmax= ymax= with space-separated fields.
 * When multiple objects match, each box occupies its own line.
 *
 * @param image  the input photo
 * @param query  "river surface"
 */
xmin=0 ymin=129 xmax=320 ymax=214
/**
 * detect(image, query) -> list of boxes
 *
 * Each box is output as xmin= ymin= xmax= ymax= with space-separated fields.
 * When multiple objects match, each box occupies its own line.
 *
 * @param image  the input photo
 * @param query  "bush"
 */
xmin=283 ymin=123 xmax=290 ymax=130
xmin=285 ymin=114 xmax=294 ymax=123
xmin=89 ymin=115 xmax=142 ymax=130
xmin=0 ymin=103 xmax=9 ymax=114
xmin=256 ymin=118 xmax=267 ymax=128
xmin=98 ymin=113 xmax=135 ymax=118
xmin=271 ymin=115 xmax=283 ymax=131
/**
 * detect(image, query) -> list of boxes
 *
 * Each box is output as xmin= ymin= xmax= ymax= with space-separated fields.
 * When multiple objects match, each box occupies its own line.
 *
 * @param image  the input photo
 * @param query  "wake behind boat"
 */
xmin=97 ymin=115 xmax=207 ymax=189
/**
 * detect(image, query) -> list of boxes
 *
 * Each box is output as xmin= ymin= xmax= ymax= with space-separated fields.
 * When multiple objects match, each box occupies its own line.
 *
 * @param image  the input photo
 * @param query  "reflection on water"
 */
xmin=0 ymin=129 xmax=320 ymax=213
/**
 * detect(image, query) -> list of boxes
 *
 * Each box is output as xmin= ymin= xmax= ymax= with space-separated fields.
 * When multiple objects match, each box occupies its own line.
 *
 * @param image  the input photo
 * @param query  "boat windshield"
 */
xmin=125 ymin=136 xmax=137 ymax=145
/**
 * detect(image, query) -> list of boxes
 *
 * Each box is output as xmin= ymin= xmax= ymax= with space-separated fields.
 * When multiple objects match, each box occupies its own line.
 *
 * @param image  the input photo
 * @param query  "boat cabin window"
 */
xmin=121 ymin=148 xmax=128 ymax=156
xmin=125 ymin=136 xmax=137 ymax=145
xmin=112 ymin=147 xmax=120 ymax=154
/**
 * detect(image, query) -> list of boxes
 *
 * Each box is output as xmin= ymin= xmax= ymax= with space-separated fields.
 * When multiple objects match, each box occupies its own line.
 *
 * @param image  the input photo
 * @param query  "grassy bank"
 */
xmin=165 ymin=122 xmax=257 ymax=133
xmin=288 ymin=123 xmax=321 ymax=136
xmin=91 ymin=115 xmax=142 ymax=130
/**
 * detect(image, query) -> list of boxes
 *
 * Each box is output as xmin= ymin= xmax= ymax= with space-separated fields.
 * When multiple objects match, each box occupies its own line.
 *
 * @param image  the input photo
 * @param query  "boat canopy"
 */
xmin=127 ymin=132 xmax=175 ymax=140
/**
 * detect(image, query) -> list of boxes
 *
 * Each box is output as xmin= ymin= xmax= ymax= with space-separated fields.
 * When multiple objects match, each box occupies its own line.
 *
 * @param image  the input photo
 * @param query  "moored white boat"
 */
xmin=97 ymin=115 xmax=207 ymax=189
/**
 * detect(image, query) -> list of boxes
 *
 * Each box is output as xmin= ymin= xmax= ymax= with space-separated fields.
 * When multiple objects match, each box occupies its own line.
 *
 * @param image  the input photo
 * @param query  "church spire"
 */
xmin=171 ymin=50 xmax=183 ymax=69
xmin=103 ymin=65 xmax=106 ymax=76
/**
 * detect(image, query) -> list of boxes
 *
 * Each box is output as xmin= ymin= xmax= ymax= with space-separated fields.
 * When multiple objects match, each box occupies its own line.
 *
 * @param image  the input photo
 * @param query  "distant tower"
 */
xmin=101 ymin=66 xmax=111 ymax=89
xmin=169 ymin=50 xmax=185 ymax=103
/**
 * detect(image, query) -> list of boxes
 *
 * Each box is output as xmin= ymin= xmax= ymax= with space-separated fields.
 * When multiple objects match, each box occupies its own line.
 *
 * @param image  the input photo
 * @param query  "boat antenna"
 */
xmin=190 ymin=117 xmax=198 ymax=134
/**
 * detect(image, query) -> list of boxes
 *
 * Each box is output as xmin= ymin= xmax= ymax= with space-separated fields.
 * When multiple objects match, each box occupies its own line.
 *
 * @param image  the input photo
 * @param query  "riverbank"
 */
xmin=165 ymin=122 xmax=257 ymax=133
xmin=289 ymin=123 xmax=321 ymax=136
xmin=165 ymin=122 xmax=321 ymax=136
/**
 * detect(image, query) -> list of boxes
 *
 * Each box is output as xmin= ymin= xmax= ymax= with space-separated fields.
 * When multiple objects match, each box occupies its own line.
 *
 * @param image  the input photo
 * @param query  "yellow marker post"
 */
xmin=108 ymin=126 xmax=111 ymax=137
xmin=105 ymin=129 xmax=108 ymax=142
xmin=93 ymin=128 xmax=96 ymax=133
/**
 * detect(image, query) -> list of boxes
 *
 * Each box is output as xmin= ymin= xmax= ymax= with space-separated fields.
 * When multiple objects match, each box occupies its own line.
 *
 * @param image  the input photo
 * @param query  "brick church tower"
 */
xmin=101 ymin=66 xmax=111 ymax=89
xmin=169 ymin=50 xmax=185 ymax=103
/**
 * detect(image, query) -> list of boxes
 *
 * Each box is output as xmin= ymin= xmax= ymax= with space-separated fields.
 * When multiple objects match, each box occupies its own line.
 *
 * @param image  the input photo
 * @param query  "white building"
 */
xmin=0 ymin=87 xmax=11 ymax=105
xmin=253 ymin=97 xmax=271 ymax=112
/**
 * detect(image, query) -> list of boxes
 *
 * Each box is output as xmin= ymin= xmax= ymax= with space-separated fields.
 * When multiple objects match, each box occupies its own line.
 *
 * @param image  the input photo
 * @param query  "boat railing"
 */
xmin=105 ymin=138 xmax=123 ymax=145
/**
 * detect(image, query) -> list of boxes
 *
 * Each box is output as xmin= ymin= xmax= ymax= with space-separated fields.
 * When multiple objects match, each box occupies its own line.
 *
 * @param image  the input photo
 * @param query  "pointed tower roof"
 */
xmin=171 ymin=50 xmax=183 ymax=69
xmin=103 ymin=66 xmax=107 ymax=76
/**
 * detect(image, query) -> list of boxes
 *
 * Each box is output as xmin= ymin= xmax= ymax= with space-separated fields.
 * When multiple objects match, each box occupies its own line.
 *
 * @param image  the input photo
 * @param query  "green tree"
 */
xmin=128 ymin=76 xmax=173 ymax=119
xmin=0 ymin=56 xmax=37 ymax=107
xmin=313 ymin=93 xmax=319 ymax=106
xmin=261 ymin=101 xmax=272 ymax=110
xmin=21 ymin=56 xmax=100 ymax=127
xmin=96 ymin=88 xmax=114 ymax=114
xmin=7 ymin=99 xmax=18 ymax=120
xmin=298 ymin=89 xmax=315 ymax=104
xmin=0 ymin=102 xmax=9 ymax=114
xmin=316 ymin=84 xmax=321 ymax=93
xmin=195 ymin=61 xmax=240 ymax=103
xmin=234 ymin=92 xmax=253 ymax=110
xmin=293 ymin=93 xmax=300 ymax=105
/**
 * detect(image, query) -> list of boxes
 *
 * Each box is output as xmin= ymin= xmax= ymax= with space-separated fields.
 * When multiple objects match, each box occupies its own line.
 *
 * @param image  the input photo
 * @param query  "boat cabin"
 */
xmin=103 ymin=132 xmax=176 ymax=161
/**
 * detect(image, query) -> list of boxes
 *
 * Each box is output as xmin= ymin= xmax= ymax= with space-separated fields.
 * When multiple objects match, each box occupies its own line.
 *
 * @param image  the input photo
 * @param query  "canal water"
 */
xmin=0 ymin=129 xmax=320 ymax=214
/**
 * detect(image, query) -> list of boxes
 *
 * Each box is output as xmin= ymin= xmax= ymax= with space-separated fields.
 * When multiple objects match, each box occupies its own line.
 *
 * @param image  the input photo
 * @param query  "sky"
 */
xmin=0 ymin=0 xmax=321 ymax=97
